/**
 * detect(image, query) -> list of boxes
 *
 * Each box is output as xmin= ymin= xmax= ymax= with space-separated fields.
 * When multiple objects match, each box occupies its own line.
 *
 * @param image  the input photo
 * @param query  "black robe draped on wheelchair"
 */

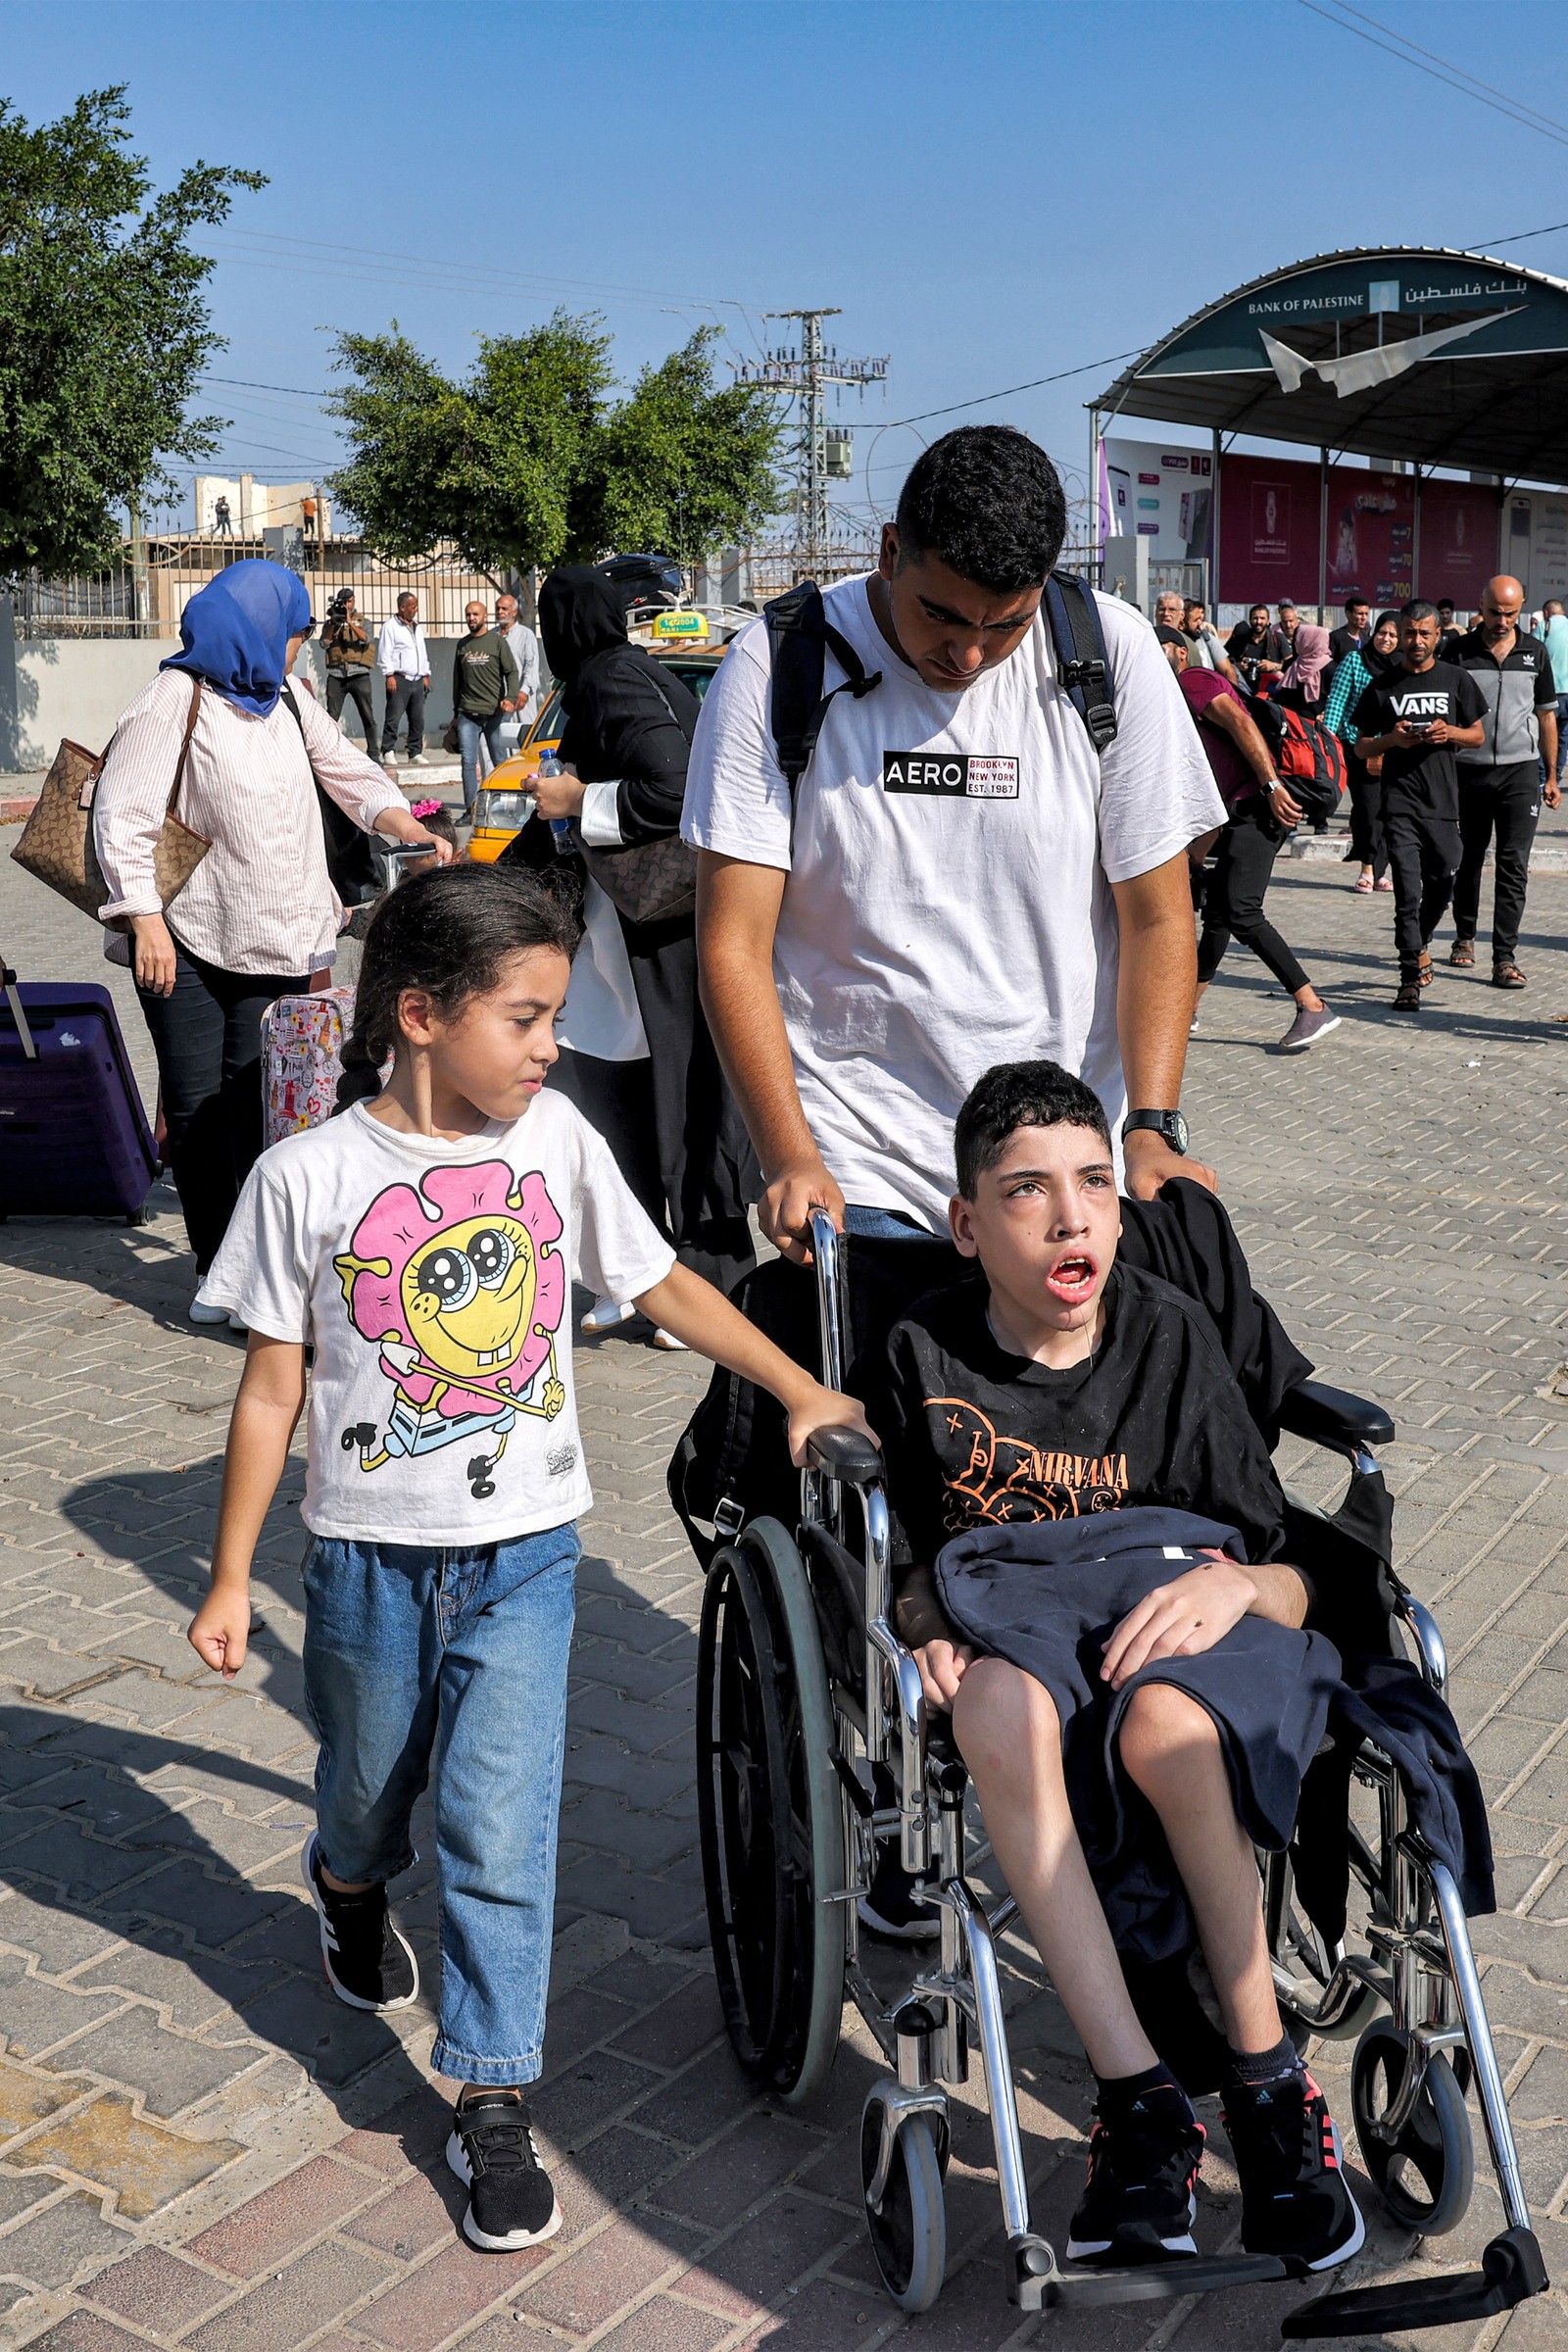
xmin=669 ymin=1195 xmax=1547 ymax=2337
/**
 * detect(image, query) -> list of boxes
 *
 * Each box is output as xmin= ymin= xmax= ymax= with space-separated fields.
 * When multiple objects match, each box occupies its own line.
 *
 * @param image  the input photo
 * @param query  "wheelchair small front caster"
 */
xmin=860 ymin=2083 xmax=947 ymax=2313
xmin=1351 ymin=2018 xmax=1474 ymax=2235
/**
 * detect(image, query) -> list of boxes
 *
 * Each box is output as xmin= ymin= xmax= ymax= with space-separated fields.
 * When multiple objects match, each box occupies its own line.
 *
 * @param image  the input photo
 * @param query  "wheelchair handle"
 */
xmin=809 ymin=1209 xmax=849 ymax=1394
xmin=806 ymin=1424 xmax=882 ymax=1486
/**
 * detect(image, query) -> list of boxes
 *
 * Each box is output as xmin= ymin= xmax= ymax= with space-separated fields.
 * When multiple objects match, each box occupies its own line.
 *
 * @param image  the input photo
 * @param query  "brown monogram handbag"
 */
xmin=10 ymin=675 xmax=211 ymax=928
xmin=581 ymin=832 xmax=698 ymax=926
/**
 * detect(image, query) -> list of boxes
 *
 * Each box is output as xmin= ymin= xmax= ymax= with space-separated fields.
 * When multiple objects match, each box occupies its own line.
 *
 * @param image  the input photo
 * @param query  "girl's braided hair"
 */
xmin=335 ymin=862 xmax=579 ymax=1113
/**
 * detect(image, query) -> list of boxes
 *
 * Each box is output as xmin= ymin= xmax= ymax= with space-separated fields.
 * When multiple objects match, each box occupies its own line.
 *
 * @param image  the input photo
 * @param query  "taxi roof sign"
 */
xmin=652 ymin=610 xmax=709 ymax=639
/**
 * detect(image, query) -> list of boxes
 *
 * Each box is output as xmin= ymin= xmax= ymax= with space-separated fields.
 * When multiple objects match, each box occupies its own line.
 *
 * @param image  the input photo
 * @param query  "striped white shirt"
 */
xmin=93 ymin=671 xmax=407 ymax=976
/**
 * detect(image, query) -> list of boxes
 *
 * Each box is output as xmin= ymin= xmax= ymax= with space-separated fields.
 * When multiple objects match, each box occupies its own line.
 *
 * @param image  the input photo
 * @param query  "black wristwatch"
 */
xmin=1122 ymin=1108 xmax=1189 ymax=1155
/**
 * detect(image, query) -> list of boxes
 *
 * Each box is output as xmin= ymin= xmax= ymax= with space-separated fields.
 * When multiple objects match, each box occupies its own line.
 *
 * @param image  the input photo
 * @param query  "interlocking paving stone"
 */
xmin=4 ymin=853 xmax=1568 ymax=2344
xmin=12 ymin=2095 xmax=242 ymax=2222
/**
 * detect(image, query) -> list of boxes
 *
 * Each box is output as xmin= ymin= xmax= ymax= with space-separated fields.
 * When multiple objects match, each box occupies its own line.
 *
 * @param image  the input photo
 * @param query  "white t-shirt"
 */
xmin=197 ymin=1093 xmax=675 ymax=1544
xmin=681 ymin=574 xmax=1223 ymax=1231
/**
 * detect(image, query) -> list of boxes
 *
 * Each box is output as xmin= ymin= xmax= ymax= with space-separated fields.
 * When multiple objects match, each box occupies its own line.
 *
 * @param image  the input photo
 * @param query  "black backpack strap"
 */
xmin=764 ymin=580 xmax=882 ymax=791
xmin=1042 ymin=571 xmax=1118 ymax=755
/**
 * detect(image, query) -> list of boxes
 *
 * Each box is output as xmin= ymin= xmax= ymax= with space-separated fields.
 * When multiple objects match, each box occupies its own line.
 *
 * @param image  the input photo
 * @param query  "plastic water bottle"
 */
xmin=537 ymin=753 xmax=576 ymax=853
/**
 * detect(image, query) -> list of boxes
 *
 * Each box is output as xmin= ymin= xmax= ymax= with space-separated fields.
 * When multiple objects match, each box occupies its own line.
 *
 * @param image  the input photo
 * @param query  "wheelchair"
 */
xmin=692 ymin=1213 xmax=1547 ymax=2338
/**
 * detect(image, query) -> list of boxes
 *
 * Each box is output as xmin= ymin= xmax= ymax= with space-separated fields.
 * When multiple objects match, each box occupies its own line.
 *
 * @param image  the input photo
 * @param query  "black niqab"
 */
xmin=538 ymin=565 xmax=630 ymax=681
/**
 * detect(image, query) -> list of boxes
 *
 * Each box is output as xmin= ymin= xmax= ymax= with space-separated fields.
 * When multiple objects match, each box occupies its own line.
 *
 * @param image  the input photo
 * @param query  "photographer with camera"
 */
xmin=321 ymin=590 xmax=376 ymax=748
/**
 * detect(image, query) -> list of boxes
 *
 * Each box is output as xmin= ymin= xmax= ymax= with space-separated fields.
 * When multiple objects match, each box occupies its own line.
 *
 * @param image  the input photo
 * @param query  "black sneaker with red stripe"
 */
xmin=1066 ymin=2088 xmax=1205 ymax=2267
xmin=1221 ymin=2068 xmax=1365 ymax=2272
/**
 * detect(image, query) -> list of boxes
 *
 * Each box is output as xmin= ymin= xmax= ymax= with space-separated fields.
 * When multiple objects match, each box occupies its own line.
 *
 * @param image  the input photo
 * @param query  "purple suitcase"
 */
xmin=0 ymin=961 xmax=157 ymax=1222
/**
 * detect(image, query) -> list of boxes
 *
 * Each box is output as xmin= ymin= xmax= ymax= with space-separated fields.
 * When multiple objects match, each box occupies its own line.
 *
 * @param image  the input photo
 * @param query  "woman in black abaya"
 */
xmin=502 ymin=564 xmax=758 ymax=1342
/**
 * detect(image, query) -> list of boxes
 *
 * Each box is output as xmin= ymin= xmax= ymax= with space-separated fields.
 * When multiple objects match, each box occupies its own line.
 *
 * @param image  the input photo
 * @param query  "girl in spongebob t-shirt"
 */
xmin=189 ymin=864 xmax=869 ymax=2261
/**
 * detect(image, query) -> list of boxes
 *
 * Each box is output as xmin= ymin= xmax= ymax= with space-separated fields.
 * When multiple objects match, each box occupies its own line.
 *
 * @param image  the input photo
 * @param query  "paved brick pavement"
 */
xmin=1 ymin=835 xmax=1568 ymax=2348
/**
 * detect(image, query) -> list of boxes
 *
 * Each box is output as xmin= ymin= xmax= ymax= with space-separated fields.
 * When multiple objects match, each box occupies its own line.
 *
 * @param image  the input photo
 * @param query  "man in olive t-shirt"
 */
xmin=453 ymin=600 xmax=521 ymax=814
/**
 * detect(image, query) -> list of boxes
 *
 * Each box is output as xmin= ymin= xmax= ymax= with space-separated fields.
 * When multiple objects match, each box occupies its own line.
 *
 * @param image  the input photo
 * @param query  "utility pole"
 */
xmin=733 ymin=309 xmax=888 ymax=570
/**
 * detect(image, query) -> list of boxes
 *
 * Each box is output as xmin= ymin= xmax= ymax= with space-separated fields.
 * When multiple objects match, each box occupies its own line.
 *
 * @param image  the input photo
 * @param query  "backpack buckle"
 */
xmin=1058 ymin=657 xmax=1106 ymax=695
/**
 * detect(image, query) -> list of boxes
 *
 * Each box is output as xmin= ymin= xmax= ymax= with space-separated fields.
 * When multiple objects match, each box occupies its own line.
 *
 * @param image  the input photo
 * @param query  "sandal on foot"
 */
xmin=1374 ymin=875 xmax=1394 ymax=891
xmin=1394 ymin=979 xmax=1423 ymax=1011
xmin=1493 ymin=960 xmax=1527 ymax=989
xmin=1417 ymin=951 xmax=1433 ymax=987
xmin=1353 ymin=873 xmax=1374 ymax=894
xmin=1448 ymin=938 xmax=1475 ymax=968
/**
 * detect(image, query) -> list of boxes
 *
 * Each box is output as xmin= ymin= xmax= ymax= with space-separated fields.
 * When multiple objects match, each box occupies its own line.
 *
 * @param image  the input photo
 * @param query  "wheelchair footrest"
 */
xmin=1009 ymin=2234 xmax=1288 ymax=2310
xmin=1280 ymin=2227 xmax=1549 ymax=2338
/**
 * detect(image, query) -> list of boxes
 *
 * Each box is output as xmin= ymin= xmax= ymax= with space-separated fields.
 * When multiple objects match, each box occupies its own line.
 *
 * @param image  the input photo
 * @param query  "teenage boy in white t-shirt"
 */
xmin=683 ymin=426 xmax=1226 ymax=1263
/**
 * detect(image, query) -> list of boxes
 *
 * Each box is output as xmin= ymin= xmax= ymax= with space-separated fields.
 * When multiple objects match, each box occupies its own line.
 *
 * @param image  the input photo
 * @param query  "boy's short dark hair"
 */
xmin=954 ymin=1059 xmax=1111 ymax=1198
xmin=895 ymin=427 xmax=1067 ymax=593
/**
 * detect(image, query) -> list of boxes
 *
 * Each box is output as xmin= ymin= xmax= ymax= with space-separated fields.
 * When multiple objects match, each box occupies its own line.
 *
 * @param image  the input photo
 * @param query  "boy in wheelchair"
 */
xmin=873 ymin=1059 xmax=1364 ymax=2276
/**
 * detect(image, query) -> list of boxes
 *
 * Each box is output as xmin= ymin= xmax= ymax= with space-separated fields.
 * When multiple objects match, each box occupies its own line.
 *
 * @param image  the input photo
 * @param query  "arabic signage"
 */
xmin=1419 ymin=480 xmax=1501 ymax=609
xmin=1325 ymin=467 xmax=1414 ymax=606
xmin=1218 ymin=454 xmax=1320 ymax=605
xmin=1098 ymin=438 xmax=1214 ymax=561
xmin=1142 ymin=253 xmax=1568 ymax=396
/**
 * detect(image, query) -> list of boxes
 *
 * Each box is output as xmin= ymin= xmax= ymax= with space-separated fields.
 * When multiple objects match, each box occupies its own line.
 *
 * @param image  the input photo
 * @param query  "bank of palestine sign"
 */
xmin=1141 ymin=256 xmax=1568 ymax=400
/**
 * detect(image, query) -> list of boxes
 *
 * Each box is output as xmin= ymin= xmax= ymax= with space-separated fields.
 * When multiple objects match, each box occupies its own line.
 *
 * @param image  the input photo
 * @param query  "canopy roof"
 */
xmin=1091 ymin=249 xmax=1568 ymax=485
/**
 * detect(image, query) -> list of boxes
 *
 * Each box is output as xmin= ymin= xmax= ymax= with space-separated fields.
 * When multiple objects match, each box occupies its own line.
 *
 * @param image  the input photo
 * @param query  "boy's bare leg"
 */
xmin=1117 ymin=1683 xmax=1281 ymax=2053
xmin=953 ymin=1657 xmax=1160 ymax=2079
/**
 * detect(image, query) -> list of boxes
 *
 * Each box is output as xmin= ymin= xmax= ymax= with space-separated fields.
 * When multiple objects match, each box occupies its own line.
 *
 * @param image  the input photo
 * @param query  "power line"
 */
xmin=1297 ymin=0 xmax=1568 ymax=147
xmin=879 ymin=348 xmax=1149 ymax=431
xmin=1474 ymin=218 xmax=1568 ymax=249
xmin=1324 ymin=0 xmax=1568 ymax=138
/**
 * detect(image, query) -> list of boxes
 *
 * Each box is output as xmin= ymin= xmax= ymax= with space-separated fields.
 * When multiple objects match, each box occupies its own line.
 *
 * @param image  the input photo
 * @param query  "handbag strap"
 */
xmin=167 ymin=676 xmax=203 ymax=815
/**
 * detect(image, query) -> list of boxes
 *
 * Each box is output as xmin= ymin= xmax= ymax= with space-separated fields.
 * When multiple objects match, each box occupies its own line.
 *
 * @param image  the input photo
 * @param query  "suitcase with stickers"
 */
xmin=0 ymin=951 xmax=158 ymax=1221
xmin=262 ymin=987 xmax=355 ymax=1149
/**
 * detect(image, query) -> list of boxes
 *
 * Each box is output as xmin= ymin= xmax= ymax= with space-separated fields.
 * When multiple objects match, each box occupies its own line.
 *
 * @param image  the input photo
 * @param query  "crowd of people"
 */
xmin=318 ymin=586 xmax=541 ymax=783
xmin=71 ymin=424 xmax=1526 ymax=2291
xmin=1159 ymin=577 xmax=1562 ymax=1022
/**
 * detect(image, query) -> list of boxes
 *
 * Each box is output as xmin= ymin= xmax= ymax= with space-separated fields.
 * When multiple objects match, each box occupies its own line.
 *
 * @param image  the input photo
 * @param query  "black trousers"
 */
xmin=326 ymin=667 xmax=377 ymax=746
xmin=379 ymin=677 xmax=426 ymax=758
xmin=1196 ymin=799 xmax=1311 ymax=996
xmin=551 ymin=1046 xmax=755 ymax=1299
xmin=1384 ymin=802 xmax=1461 ymax=972
xmin=1452 ymin=760 xmax=1539 ymax=964
xmin=1346 ymin=750 xmax=1387 ymax=878
xmin=135 ymin=941 xmax=308 ymax=1274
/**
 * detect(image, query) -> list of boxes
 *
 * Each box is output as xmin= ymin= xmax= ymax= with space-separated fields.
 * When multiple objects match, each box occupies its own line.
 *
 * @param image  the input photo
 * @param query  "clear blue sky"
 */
xmin=10 ymin=0 xmax=1568 ymax=533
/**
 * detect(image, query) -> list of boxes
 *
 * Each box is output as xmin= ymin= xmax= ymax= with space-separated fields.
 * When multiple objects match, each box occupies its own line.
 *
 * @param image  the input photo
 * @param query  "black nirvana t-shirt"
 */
xmin=1351 ymin=662 xmax=1487 ymax=819
xmin=872 ymin=1262 xmax=1288 ymax=1581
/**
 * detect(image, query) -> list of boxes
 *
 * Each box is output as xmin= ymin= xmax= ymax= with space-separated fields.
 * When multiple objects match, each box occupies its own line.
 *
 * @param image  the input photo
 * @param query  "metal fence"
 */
xmin=10 ymin=535 xmax=515 ymax=641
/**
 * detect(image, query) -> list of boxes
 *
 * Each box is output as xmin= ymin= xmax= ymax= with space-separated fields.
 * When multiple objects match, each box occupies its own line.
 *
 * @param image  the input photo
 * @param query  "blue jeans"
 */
xmin=843 ymin=1203 xmax=933 ymax=1241
xmin=302 ymin=1524 xmax=580 ymax=2084
xmin=457 ymin=710 xmax=507 ymax=812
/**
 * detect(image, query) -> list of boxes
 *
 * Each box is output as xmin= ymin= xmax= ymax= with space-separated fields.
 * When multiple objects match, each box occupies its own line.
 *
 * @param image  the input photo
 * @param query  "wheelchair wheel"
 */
xmin=860 ymin=2087 xmax=947 ymax=2312
xmin=697 ymin=1518 xmax=846 ymax=2106
xmin=1267 ymin=1855 xmax=1381 ymax=2043
xmin=1350 ymin=2019 xmax=1474 ymax=2235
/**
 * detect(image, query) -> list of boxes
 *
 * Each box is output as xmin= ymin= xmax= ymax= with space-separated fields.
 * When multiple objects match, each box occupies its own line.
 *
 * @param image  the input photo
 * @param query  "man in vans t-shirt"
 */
xmin=1352 ymin=601 xmax=1486 ymax=1010
xmin=682 ymin=427 xmax=1225 ymax=1254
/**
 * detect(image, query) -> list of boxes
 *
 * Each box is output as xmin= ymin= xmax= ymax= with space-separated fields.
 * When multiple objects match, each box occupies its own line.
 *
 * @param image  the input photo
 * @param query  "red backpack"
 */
xmin=1248 ymin=697 xmax=1347 ymax=822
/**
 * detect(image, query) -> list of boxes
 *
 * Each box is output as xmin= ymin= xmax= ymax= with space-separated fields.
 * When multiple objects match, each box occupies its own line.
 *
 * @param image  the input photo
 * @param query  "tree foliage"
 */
xmin=328 ymin=315 xmax=781 ymax=576
xmin=0 ymin=86 xmax=265 ymax=580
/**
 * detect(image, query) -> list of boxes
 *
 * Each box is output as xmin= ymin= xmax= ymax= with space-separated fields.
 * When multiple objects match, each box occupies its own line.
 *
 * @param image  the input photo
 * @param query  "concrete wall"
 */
xmin=0 ymin=603 xmax=465 ymax=774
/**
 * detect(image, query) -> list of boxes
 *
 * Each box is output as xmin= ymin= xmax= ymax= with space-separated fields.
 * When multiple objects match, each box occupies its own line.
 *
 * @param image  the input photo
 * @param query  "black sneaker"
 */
xmin=1222 ymin=2068 xmax=1365 ymax=2272
xmin=1066 ymin=2090 xmax=1204 ymax=2266
xmin=301 ymin=1833 xmax=418 ymax=2012
xmin=446 ymin=2091 xmax=563 ymax=2251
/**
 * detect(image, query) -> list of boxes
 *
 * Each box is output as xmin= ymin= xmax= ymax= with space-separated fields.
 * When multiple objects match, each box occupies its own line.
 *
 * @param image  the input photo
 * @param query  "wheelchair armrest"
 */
xmin=1277 ymin=1377 xmax=1396 ymax=1451
xmin=807 ymin=1424 xmax=883 ymax=1485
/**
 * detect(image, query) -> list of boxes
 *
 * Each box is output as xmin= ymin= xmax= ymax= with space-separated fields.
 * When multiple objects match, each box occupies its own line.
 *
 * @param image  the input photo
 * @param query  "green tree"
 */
xmin=327 ymin=314 xmax=781 ymax=575
xmin=0 ymin=86 xmax=265 ymax=580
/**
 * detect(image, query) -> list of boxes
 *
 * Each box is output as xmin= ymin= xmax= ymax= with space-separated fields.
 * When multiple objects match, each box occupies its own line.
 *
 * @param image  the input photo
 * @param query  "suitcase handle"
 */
xmin=1 ymin=962 xmax=37 ymax=1061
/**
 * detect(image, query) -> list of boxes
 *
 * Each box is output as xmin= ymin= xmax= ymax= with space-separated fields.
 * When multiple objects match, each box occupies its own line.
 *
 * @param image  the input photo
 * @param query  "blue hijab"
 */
xmin=162 ymin=560 xmax=312 ymax=716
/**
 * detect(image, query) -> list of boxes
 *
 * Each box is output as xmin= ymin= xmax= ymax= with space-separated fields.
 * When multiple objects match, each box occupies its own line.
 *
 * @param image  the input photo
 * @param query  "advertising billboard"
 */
xmin=1216 ymin=452 xmax=1321 ymax=607
xmin=1502 ymin=490 xmax=1568 ymax=607
xmin=1324 ymin=467 xmax=1414 ymax=608
xmin=1416 ymin=480 xmax=1499 ymax=609
xmin=1099 ymin=438 xmax=1214 ymax=563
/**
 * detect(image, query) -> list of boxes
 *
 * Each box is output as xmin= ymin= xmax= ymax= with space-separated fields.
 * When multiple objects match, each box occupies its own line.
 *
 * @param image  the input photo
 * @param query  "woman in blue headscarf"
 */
xmin=94 ymin=561 xmax=450 ymax=1311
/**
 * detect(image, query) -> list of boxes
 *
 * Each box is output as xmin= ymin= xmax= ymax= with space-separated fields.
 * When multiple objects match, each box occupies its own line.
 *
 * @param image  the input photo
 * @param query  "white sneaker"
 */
xmin=580 ymin=1297 xmax=635 ymax=1335
xmin=189 ymin=1297 xmax=229 ymax=1326
xmin=653 ymin=1328 xmax=689 ymax=1352
xmin=408 ymin=753 xmax=429 ymax=766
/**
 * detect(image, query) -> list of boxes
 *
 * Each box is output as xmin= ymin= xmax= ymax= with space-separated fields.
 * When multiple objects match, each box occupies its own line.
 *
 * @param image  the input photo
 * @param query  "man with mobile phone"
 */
xmin=1352 ymin=601 xmax=1486 ymax=1010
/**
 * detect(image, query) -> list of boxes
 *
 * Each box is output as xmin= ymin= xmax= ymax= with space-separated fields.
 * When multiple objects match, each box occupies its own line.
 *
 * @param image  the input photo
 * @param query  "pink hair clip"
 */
xmin=409 ymin=798 xmax=443 ymax=820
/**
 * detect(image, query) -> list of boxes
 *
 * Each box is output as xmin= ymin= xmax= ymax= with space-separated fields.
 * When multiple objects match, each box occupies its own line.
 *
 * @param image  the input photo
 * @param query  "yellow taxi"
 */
xmin=466 ymin=623 xmax=729 ymax=863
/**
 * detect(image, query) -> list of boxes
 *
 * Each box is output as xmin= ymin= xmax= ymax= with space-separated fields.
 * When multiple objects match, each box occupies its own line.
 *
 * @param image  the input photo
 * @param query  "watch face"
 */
xmin=1167 ymin=1110 xmax=1190 ymax=1155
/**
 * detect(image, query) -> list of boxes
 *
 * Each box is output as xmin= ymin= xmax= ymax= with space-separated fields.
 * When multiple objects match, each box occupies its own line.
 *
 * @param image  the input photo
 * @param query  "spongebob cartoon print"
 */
xmin=334 ymin=1160 xmax=567 ymax=1500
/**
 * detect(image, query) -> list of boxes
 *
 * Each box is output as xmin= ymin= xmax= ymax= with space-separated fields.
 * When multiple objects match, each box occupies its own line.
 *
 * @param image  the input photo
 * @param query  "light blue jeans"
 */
xmin=302 ymin=1524 xmax=580 ymax=2084
xmin=457 ymin=710 xmax=508 ymax=812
